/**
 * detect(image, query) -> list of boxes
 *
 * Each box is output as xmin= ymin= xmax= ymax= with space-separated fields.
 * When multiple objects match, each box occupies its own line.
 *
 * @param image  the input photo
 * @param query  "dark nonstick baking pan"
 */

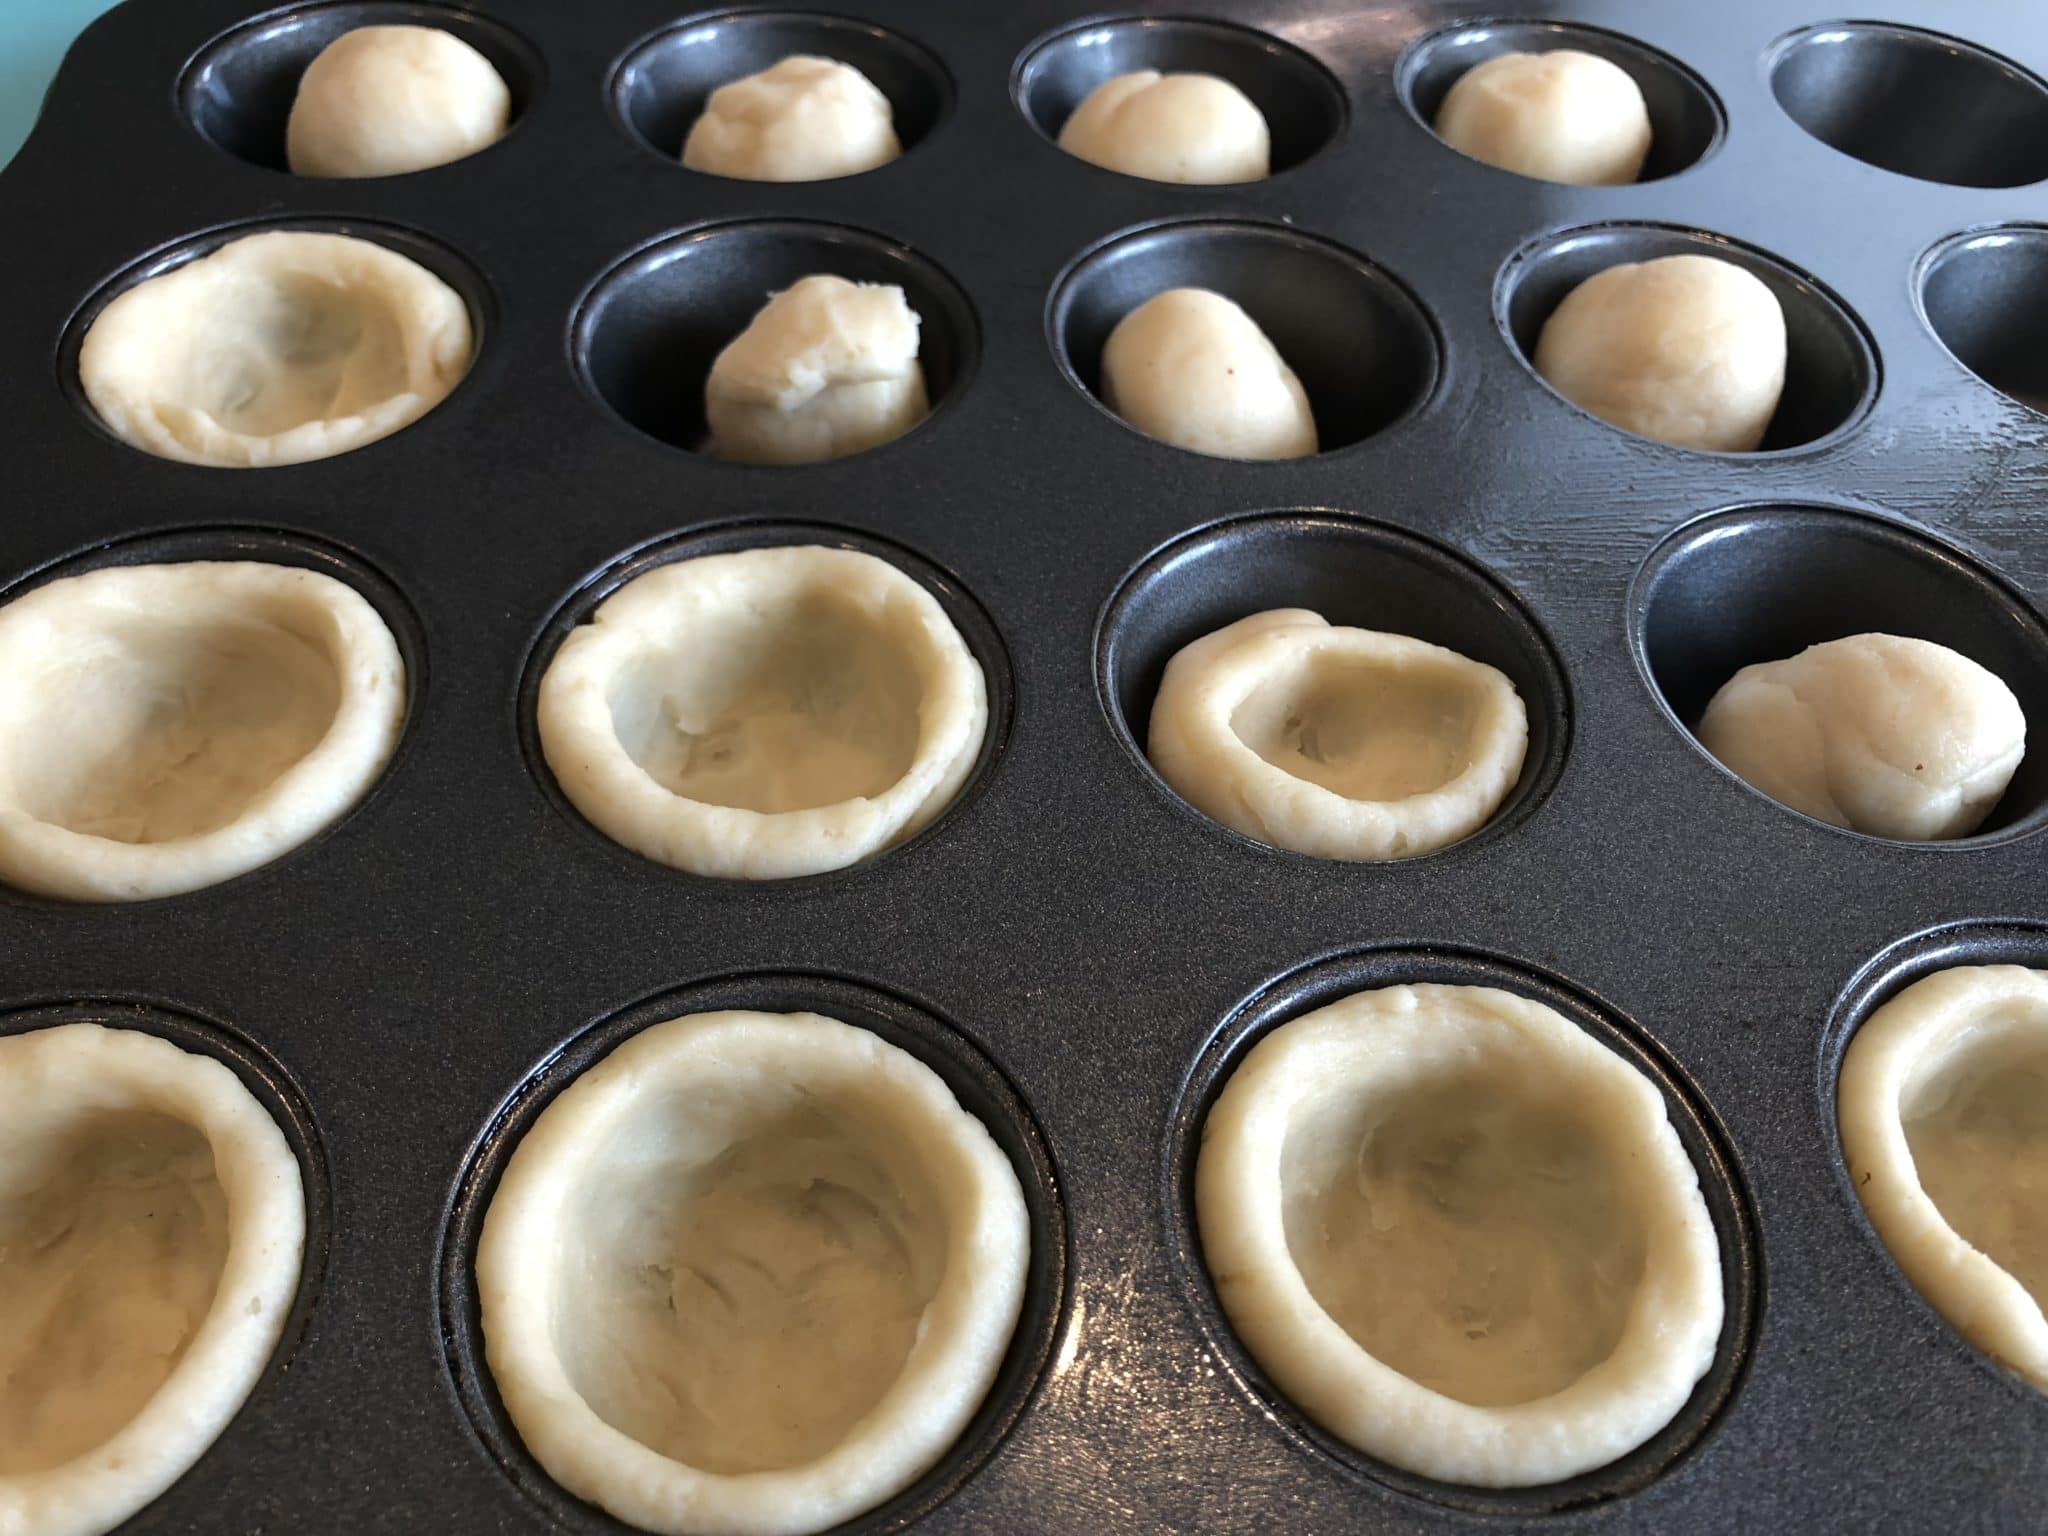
xmin=3 ymin=0 xmax=2047 ymax=1529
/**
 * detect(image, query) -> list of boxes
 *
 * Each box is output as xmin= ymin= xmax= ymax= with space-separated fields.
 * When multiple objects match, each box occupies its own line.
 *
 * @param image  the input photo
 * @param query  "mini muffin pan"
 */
xmin=3 ymin=0 xmax=2047 ymax=1529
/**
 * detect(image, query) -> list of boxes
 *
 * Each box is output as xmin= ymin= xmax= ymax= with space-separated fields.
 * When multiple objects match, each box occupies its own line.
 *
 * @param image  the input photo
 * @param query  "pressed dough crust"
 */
xmin=1196 ymin=984 xmax=1723 ymax=1486
xmin=1434 ymin=50 xmax=1652 ymax=186
xmin=1100 ymin=288 xmax=1317 ymax=460
xmin=1698 ymin=632 xmax=2026 ymax=841
xmin=285 ymin=25 xmax=512 ymax=179
xmin=682 ymin=56 xmax=901 ymax=182
xmin=78 ymin=230 xmax=473 ymax=468
xmin=705 ymin=275 xmax=929 ymax=465
xmin=0 ymin=561 xmax=405 ymax=902
xmin=1533 ymin=253 xmax=1787 ymax=453
xmin=536 ymin=546 xmax=986 ymax=879
xmin=0 ymin=1023 xmax=304 ymax=1536
xmin=475 ymin=1009 xmax=1030 ymax=1536
xmin=1057 ymin=70 xmax=1271 ymax=184
xmin=1148 ymin=610 xmax=1528 ymax=859
xmin=1840 ymin=965 xmax=2048 ymax=1390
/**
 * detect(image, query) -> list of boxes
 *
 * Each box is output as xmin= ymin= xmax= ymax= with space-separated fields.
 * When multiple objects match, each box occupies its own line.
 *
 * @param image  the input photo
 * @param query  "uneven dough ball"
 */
xmin=1840 ymin=965 xmax=2048 ymax=1392
xmin=705 ymin=275 xmax=929 ymax=465
xmin=1196 ymin=983 xmax=1722 ymax=1486
xmin=78 ymin=230 xmax=473 ymax=468
xmin=1534 ymin=254 xmax=1787 ymax=452
xmin=1057 ymin=70 xmax=1270 ymax=183
xmin=1148 ymin=610 xmax=1527 ymax=859
xmin=1434 ymin=49 xmax=1651 ymax=185
xmin=683 ymin=55 xmax=901 ymax=181
xmin=286 ymin=25 xmax=511 ymax=178
xmin=1100 ymin=288 xmax=1316 ymax=459
xmin=1698 ymin=632 xmax=2026 ymax=840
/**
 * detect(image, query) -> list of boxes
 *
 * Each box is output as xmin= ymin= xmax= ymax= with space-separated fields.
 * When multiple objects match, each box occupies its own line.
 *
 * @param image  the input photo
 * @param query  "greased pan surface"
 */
xmin=2 ymin=0 xmax=2047 ymax=1529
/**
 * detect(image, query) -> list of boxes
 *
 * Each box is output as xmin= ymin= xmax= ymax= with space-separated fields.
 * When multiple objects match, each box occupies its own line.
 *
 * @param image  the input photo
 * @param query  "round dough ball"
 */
xmin=78 ymin=230 xmax=473 ymax=468
xmin=1698 ymin=632 xmax=2026 ymax=840
xmin=0 ymin=561 xmax=406 ymax=902
xmin=1148 ymin=610 xmax=1527 ymax=859
xmin=476 ymin=1008 xmax=1029 ymax=1536
xmin=1434 ymin=49 xmax=1652 ymax=186
xmin=1533 ymin=254 xmax=1787 ymax=452
xmin=706 ymin=275 xmax=928 ymax=465
xmin=1057 ymin=70 xmax=1270 ymax=184
xmin=1840 ymin=965 xmax=2048 ymax=1390
xmin=0 ymin=1023 xmax=303 ymax=1536
xmin=682 ymin=55 xmax=900 ymax=182
xmin=1100 ymin=288 xmax=1317 ymax=459
xmin=536 ymin=545 xmax=987 ymax=880
xmin=1196 ymin=983 xmax=1723 ymax=1486
xmin=286 ymin=25 xmax=511 ymax=178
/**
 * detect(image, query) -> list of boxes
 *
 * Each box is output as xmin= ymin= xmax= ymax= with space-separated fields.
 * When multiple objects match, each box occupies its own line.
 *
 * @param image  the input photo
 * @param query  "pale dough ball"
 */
xmin=705 ymin=274 xmax=929 ymax=465
xmin=1100 ymin=288 xmax=1317 ymax=459
xmin=683 ymin=55 xmax=900 ymax=181
xmin=475 ymin=1009 xmax=1030 ymax=1536
xmin=1148 ymin=610 xmax=1527 ymax=859
xmin=1698 ymin=632 xmax=2026 ymax=840
xmin=0 ymin=1023 xmax=303 ymax=1536
xmin=1057 ymin=70 xmax=1270 ymax=183
xmin=1840 ymin=965 xmax=2048 ymax=1392
xmin=1534 ymin=254 xmax=1787 ymax=451
xmin=286 ymin=25 xmax=511 ymax=178
xmin=1196 ymin=983 xmax=1723 ymax=1486
xmin=1434 ymin=49 xmax=1652 ymax=185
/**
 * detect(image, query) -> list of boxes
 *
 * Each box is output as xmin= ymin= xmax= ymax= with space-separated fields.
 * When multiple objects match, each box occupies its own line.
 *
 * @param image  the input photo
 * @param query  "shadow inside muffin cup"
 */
xmin=1629 ymin=503 xmax=2048 ymax=846
xmin=1095 ymin=510 xmax=1568 ymax=858
xmin=1163 ymin=945 xmax=1759 ymax=1514
xmin=1013 ymin=15 xmax=1345 ymax=177
xmin=612 ymin=8 xmax=950 ymax=168
xmin=1399 ymin=18 xmax=1721 ymax=182
xmin=574 ymin=220 xmax=976 ymax=460
xmin=1918 ymin=226 xmax=2048 ymax=414
xmin=1495 ymin=222 xmax=1876 ymax=455
xmin=1769 ymin=22 xmax=2048 ymax=190
xmin=437 ymin=970 xmax=1066 ymax=1534
xmin=1050 ymin=221 xmax=1438 ymax=458
xmin=180 ymin=0 xmax=543 ymax=174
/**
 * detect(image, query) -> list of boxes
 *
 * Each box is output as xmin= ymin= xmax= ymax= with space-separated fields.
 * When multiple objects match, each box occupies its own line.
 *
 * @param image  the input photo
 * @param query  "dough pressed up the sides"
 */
xmin=1196 ymin=983 xmax=1723 ymax=1486
xmin=1148 ymin=610 xmax=1527 ymax=858
xmin=476 ymin=1009 xmax=1029 ymax=1536
xmin=0 ymin=1024 xmax=304 ymax=1536
xmin=1434 ymin=50 xmax=1652 ymax=186
xmin=1100 ymin=288 xmax=1317 ymax=460
xmin=1057 ymin=70 xmax=1271 ymax=184
xmin=683 ymin=56 xmax=900 ymax=182
xmin=286 ymin=25 xmax=512 ymax=178
xmin=1840 ymin=965 xmax=2048 ymax=1390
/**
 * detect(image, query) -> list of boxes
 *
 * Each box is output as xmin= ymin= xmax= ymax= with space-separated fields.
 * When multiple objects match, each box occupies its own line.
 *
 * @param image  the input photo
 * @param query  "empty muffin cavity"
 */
xmin=0 ymin=1023 xmax=303 ymax=1536
xmin=0 ymin=561 xmax=406 ymax=902
xmin=1051 ymin=223 xmax=1437 ymax=456
xmin=74 ymin=226 xmax=478 ymax=467
xmin=1016 ymin=16 xmax=1343 ymax=177
xmin=1400 ymin=19 xmax=1720 ymax=183
xmin=1770 ymin=22 xmax=2048 ymax=189
xmin=1919 ymin=226 xmax=2048 ymax=414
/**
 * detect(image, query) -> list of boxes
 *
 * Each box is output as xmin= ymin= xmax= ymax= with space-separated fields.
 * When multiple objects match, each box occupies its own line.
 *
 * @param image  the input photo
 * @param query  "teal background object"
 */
xmin=1 ymin=0 xmax=125 ymax=167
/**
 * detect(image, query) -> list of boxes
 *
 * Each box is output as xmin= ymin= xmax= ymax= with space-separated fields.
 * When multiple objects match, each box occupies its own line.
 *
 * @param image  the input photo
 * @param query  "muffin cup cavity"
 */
xmin=1497 ymin=223 xmax=1875 ymax=455
xmin=1769 ymin=22 xmax=2048 ymax=189
xmin=1629 ymin=504 xmax=2048 ymax=846
xmin=1050 ymin=222 xmax=1438 ymax=456
xmin=612 ymin=9 xmax=950 ymax=169
xmin=180 ymin=0 xmax=543 ymax=175
xmin=1014 ymin=16 xmax=1344 ymax=177
xmin=1400 ymin=19 xmax=1720 ymax=182
xmin=573 ymin=220 xmax=976 ymax=460
xmin=1097 ymin=511 xmax=1567 ymax=860
xmin=1166 ymin=947 xmax=1758 ymax=1513
xmin=1918 ymin=226 xmax=2048 ymax=414
xmin=439 ymin=972 xmax=1066 ymax=1535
